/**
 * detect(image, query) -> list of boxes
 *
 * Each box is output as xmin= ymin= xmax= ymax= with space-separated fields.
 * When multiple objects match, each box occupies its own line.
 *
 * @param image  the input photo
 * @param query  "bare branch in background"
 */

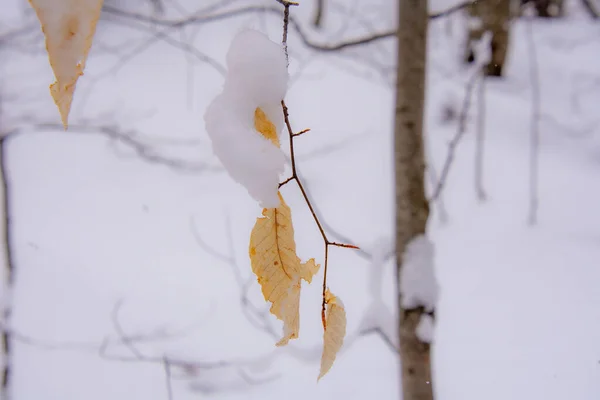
xmin=190 ymin=215 xmax=280 ymax=339
xmin=100 ymin=0 xmax=479 ymax=57
xmin=291 ymin=170 xmax=374 ymax=260
xmin=313 ymin=0 xmax=326 ymax=28
xmin=190 ymin=208 xmax=398 ymax=360
xmin=164 ymin=358 xmax=173 ymax=400
xmin=425 ymin=141 xmax=449 ymax=224
xmin=99 ymin=300 xmax=280 ymax=393
xmin=0 ymin=24 xmax=38 ymax=44
xmin=430 ymin=70 xmax=480 ymax=202
xmin=30 ymin=122 xmax=221 ymax=174
xmin=475 ymin=70 xmax=487 ymax=202
xmin=526 ymin=18 xmax=541 ymax=226
xmin=580 ymin=0 xmax=599 ymax=18
xmin=429 ymin=0 xmax=479 ymax=19
xmin=0 ymin=134 xmax=15 ymax=400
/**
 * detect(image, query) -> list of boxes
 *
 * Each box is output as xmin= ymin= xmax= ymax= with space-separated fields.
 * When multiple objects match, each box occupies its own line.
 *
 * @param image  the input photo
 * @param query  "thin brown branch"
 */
xmin=329 ymin=242 xmax=360 ymax=249
xmin=191 ymin=211 xmax=399 ymax=360
xmin=275 ymin=1 xmax=362 ymax=330
xmin=292 ymin=128 xmax=310 ymax=137
xmin=321 ymin=243 xmax=329 ymax=328
xmin=279 ymin=100 xmax=358 ymax=330
xmin=279 ymin=0 xmax=298 ymax=64
xmin=278 ymin=176 xmax=295 ymax=188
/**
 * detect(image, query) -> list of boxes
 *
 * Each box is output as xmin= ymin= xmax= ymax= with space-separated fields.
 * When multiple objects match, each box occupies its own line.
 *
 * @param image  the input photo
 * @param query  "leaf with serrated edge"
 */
xmin=249 ymin=192 xmax=319 ymax=346
xmin=318 ymin=290 xmax=346 ymax=380
xmin=28 ymin=0 xmax=104 ymax=129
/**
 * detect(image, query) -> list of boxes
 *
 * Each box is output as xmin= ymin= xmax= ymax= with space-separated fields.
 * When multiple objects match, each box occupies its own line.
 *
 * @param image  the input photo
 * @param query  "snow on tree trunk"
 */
xmin=394 ymin=0 xmax=434 ymax=399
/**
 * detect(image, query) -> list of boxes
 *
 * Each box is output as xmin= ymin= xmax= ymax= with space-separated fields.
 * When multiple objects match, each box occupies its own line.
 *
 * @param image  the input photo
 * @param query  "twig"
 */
xmin=424 ymin=138 xmax=449 ymax=224
xmin=190 ymin=213 xmax=279 ymax=339
xmin=112 ymin=300 xmax=145 ymax=360
xmin=430 ymin=70 xmax=480 ymax=202
xmin=0 ymin=135 xmax=14 ymax=400
xmin=274 ymin=1 xmax=360 ymax=328
xmin=580 ymin=0 xmax=599 ymax=19
xmin=34 ymin=123 xmax=219 ymax=173
xmin=101 ymin=0 xmax=479 ymax=58
xmin=0 ymin=24 xmax=39 ymax=44
xmin=526 ymin=17 xmax=541 ymax=226
xmin=429 ymin=0 xmax=479 ymax=19
xmin=292 ymin=128 xmax=310 ymax=137
xmin=164 ymin=358 xmax=173 ymax=400
xmin=278 ymin=0 xmax=299 ymax=65
xmin=313 ymin=0 xmax=325 ymax=28
xmin=191 ymin=210 xmax=399 ymax=361
xmin=475 ymin=69 xmax=487 ymax=201
xmin=278 ymin=100 xmax=358 ymax=328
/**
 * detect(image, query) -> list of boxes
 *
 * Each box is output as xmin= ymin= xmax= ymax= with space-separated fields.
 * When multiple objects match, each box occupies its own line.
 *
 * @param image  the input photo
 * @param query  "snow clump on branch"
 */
xmin=204 ymin=29 xmax=289 ymax=208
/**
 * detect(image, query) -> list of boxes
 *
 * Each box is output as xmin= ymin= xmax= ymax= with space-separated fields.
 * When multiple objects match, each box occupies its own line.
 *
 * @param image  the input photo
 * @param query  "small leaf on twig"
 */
xmin=28 ymin=0 xmax=104 ymax=129
xmin=318 ymin=289 xmax=346 ymax=380
xmin=249 ymin=192 xmax=320 ymax=346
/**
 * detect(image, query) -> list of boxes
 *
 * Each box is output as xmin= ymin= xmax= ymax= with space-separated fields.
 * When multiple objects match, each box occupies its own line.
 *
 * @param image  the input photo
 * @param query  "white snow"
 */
xmin=204 ymin=29 xmax=289 ymax=208
xmin=2 ymin=1 xmax=600 ymax=400
xmin=416 ymin=314 xmax=435 ymax=344
xmin=354 ymin=237 xmax=397 ymax=348
xmin=471 ymin=31 xmax=492 ymax=68
xmin=400 ymin=235 xmax=439 ymax=312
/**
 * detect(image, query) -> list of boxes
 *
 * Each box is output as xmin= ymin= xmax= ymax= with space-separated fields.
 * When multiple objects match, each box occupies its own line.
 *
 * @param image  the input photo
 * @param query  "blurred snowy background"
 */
xmin=1 ymin=0 xmax=600 ymax=399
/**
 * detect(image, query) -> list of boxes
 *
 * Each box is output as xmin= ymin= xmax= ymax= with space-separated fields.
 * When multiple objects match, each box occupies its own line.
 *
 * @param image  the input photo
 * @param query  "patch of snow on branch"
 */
xmin=415 ymin=314 xmax=435 ymax=344
xmin=400 ymin=235 xmax=438 ymax=312
xmin=204 ymin=29 xmax=288 ymax=208
xmin=472 ymin=31 xmax=492 ymax=68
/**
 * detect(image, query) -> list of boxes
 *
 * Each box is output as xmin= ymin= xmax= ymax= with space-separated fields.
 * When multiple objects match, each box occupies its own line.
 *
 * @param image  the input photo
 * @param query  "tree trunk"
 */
xmin=394 ymin=1 xmax=432 ymax=400
xmin=465 ymin=0 xmax=511 ymax=77
xmin=580 ymin=0 xmax=599 ymax=18
xmin=520 ymin=0 xmax=565 ymax=17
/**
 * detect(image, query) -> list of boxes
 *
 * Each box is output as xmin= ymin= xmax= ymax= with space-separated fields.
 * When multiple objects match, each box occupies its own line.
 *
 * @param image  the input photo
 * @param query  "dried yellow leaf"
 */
xmin=28 ymin=0 xmax=104 ymax=129
xmin=254 ymin=107 xmax=280 ymax=147
xmin=249 ymin=192 xmax=319 ymax=346
xmin=318 ymin=290 xmax=346 ymax=380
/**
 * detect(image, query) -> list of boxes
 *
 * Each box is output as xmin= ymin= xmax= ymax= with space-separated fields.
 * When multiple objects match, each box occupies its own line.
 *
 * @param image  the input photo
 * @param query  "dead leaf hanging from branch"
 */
xmin=28 ymin=0 xmax=104 ymax=129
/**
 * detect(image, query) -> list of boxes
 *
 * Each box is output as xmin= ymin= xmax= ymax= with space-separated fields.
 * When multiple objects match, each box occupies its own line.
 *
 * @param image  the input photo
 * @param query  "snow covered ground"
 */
xmin=1 ymin=0 xmax=600 ymax=399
